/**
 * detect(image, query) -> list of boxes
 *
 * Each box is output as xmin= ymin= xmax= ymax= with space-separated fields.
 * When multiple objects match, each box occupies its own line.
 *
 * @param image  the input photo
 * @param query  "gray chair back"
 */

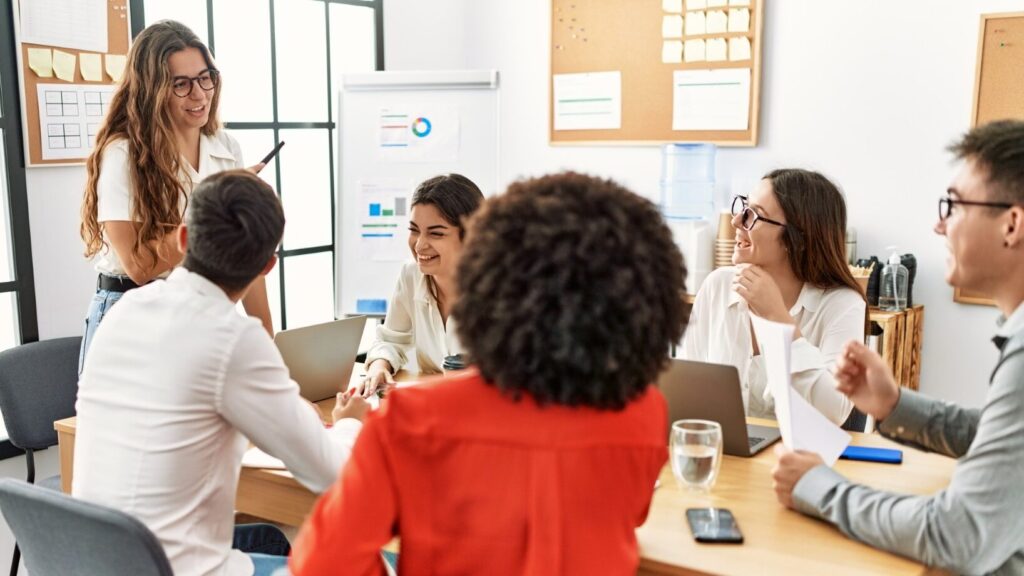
xmin=0 ymin=479 xmax=173 ymax=576
xmin=0 ymin=337 xmax=81 ymax=450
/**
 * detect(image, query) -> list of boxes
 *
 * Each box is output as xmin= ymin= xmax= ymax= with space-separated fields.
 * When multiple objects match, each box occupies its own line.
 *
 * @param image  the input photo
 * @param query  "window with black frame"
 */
xmin=130 ymin=0 xmax=384 ymax=330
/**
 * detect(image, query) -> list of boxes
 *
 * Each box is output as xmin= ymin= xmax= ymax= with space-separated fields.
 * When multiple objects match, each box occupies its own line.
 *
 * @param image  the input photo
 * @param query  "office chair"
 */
xmin=0 ymin=337 xmax=81 ymax=576
xmin=0 ymin=479 xmax=173 ymax=576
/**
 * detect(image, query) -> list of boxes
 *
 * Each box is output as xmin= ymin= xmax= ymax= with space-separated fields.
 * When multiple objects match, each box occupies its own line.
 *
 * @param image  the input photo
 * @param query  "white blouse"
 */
xmin=681 ymin=267 xmax=864 ymax=424
xmin=94 ymin=131 xmax=244 ymax=276
xmin=365 ymin=262 xmax=463 ymax=374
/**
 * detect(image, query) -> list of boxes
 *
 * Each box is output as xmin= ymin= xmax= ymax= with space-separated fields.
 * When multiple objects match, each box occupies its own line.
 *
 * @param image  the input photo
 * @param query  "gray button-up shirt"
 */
xmin=792 ymin=302 xmax=1024 ymax=575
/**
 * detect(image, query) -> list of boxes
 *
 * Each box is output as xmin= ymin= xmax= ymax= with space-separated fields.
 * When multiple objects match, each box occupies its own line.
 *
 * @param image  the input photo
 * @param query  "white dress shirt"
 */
xmin=365 ymin=262 xmax=462 ymax=374
xmin=94 ymin=131 xmax=244 ymax=276
xmin=681 ymin=266 xmax=863 ymax=424
xmin=73 ymin=268 xmax=360 ymax=576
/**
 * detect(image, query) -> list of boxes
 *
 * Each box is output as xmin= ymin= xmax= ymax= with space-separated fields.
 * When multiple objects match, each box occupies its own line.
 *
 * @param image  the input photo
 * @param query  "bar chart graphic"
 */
xmin=359 ymin=180 xmax=411 ymax=261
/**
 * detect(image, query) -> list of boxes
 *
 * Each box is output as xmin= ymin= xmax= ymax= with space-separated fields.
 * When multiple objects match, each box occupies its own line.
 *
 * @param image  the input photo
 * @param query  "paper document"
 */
xmin=707 ymin=0 xmax=728 ymax=8
xmin=36 ymin=83 xmax=114 ymax=160
xmin=672 ymin=68 xmax=750 ymax=131
xmin=729 ymin=37 xmax=752 ymax=61
xmin=729 ymin=0 xmax=751 ymax=5
xmin=662 ymin=41 xmax=683 ymax=64
xmin=706 ymin=38 xmax=728 ymax=61
xmin=27 ymin=48 xmax=54 ymax=78
xmin=684 ymin=39 xmax=706 ymax=62
xmin=19 ymin=0 xmax=109 ymax=53
xmin=359 ymin=179 xmax=414 ymax=262
xmin=687 ymin=0 xmax=707 ymax=9
xmin=706 ymin=10 xmax=728 ymax=33
xmin=728 ymin=8 xmax=750 ymax=32
xmin=663 ymin=0 xmax=684 ymax=13
xmin=663 ymin=15 xmax=683 ymax=38
xmin=685 ymin=11 xmax=706 ymax=35
xmin=376 ymin=107 xmax=460 ymax=162
xmin=242 ymin=447 xmax=286 ymax=470
xmin=750 ymin=316 xmax=850 ymax=466
xmin=552 ymin=71 xmax=622 ymax=131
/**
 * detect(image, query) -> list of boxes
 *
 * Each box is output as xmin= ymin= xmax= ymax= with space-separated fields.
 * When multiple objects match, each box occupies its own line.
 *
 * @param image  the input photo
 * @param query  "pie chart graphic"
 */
xmin=412 ymin=117 xmax=432 ymax=137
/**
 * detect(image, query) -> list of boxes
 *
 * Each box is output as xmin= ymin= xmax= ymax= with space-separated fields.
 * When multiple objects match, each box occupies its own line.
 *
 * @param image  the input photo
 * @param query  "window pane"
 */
xmin=278 ymin=129 xmax=331 ymax=250
xmin=213 ymin=0 xmax=273 ymax=122
xmin=0 ymin=292 xmax=20 ymax=352
xmin=0 ymin=134 xmax=15 ymax=283
xmin=283 ymin=252 xmax=334 ymax=329
xmin=329 ymin=3 xmax=377 ymax=99
xmin=275 ymin=0 xmax=328 ymax=122
xmin=225 ymin=129 xmax=277 ymax=190
xmin=143 ymin=0 xmax=209 ymax=45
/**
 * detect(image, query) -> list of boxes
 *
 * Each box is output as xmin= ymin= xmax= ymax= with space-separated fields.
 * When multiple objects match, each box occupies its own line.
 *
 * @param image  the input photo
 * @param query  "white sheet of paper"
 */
xmin=685 ymin=11 xmax=706 ymax=35
xmin=663 ymin=0 xmax=684 ymax=13
xmin=729 ymin=37 xmax=752 ymax=61
xmin=19 ymin=0 xmax=108 ymax=53
xmin=706 ymin=38 xmax=728 ymax=61
xmin=241 ymin=447 xmax=286 ymax=470
xmin=36 ymin=83 xmax=114 ymax=160
xmin=728 ymin=8 xmax=750 ymax=32
xmin=553 ymin=71 xmax=622 ymax=131
xmin=663 ymin=15 xmax=684 ymax=38
xmin=707 ymin=0 xmax=728 ymax=7
xmin=729 ymin=0 xmax=751 ymax=5
xmin=662 ymin=40 xmax=683 ymax=64
xmin=687 ymin=0 xmax=707 ymax=9
xmin=359 ymin=178 xmax=414 ymax=262
xmin=706 ymin=10 xmax=728 ymax=33
xmin=684 ymin=39 xmax=706 ymax=62
xmin=672 ymin=68 xmax=750 ymax=131
xmin=749 ymin=316 xmax=851 ymax=466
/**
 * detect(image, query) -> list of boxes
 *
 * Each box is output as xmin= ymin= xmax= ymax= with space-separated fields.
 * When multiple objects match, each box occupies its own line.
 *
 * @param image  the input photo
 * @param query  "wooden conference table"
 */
xmin=54 ymin=370 xmax=956 ymax=575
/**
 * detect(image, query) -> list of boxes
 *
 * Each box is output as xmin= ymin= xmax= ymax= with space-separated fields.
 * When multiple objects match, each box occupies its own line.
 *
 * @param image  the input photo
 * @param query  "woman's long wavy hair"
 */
xmin=81 ymin=20 xmax=221 ymax=267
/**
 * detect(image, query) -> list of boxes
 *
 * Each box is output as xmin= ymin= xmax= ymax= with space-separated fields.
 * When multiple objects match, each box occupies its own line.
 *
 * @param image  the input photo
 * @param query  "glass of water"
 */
xmin=670 ymin=419 xmax=723 ymax=492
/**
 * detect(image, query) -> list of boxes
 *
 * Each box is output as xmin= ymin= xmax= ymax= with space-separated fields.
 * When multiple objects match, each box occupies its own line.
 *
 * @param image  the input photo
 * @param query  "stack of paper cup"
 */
xmin=715 ymin=212 xmax=734 ymax=269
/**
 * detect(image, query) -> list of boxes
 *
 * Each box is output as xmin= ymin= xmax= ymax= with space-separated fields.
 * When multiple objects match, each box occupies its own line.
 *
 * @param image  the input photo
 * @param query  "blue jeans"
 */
xmin=78 ymin=287 xmax=125 ymax=373
xmin=233 ymin=523 xmax=290 ymax=575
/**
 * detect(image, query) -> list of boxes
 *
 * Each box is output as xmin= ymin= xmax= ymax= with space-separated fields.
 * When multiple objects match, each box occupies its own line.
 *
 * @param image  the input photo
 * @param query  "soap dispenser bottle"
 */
xmin=879 ymin=246 xmax=908 ymax=311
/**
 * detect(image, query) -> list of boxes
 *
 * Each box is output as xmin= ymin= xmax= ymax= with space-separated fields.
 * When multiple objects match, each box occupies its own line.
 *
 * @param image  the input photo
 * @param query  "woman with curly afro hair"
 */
xmin=290 ymin=172 xmax=690 ymax=576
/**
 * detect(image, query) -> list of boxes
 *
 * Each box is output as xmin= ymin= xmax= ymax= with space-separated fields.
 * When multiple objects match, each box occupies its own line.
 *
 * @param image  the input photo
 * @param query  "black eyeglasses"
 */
xmin=731 ymin=195 xmax=786 ymax=231
xmin=938 ymin=196 xmax=1015 ymax=221
xmin=171 ymin=69 xmax=219 ymax=98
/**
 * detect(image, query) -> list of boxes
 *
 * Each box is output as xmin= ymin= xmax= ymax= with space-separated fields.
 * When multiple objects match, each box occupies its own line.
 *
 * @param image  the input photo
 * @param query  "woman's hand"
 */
xmin=355 ymin=359 xmax=395 ymax=398
xmin=332 ymin=390 xmax=371 ymax=423
xmin=247 ymin=162 xmax=266 ymax=174
xmin=732 ymin=264 xmax=791 ymax=324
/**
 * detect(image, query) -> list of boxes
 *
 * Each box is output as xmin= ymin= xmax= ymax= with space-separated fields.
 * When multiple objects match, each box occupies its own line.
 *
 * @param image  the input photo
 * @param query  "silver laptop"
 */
xmin=657 ymin=359 xmax=781 ymax=457
xmin=274 ymin=316 xmax=367 ymax=402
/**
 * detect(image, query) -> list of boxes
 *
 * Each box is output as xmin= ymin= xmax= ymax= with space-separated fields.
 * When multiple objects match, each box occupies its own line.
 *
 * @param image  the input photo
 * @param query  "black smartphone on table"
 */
xmin=686 ymin=508 xmax=743 ymax=544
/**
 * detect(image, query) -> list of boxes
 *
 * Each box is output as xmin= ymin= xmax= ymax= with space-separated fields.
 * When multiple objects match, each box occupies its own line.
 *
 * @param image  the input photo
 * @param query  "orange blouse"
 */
xmin=290 ymin=369 xmax=668 ymax=576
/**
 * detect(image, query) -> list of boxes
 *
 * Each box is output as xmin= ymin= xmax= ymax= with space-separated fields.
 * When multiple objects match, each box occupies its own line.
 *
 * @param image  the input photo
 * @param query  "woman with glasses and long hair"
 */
xmin=79 ymin=20 xmax=273 ymax=371
xmin=681 ymin=169 xmax=865 ymax=424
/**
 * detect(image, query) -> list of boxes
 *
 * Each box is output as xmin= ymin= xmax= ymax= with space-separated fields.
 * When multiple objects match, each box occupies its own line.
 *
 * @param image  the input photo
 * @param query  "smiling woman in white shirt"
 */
xmin=681 ymin=168 xmax=865 ymax=424
xmin=359 ymin=174 xmax=485 ymax=395
xmin=78 ymin=21 xmax=273 ymax=371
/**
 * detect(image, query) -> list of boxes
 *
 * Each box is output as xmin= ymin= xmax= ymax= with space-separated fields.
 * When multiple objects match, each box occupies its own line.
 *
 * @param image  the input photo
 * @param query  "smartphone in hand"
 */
xmin=259 ymin=141 xmax=286 ymax=166
xmin=686 ymin=508 xmax=743 ymax=544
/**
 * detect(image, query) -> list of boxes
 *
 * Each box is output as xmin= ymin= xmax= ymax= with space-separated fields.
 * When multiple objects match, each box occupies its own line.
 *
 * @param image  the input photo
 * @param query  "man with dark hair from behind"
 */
xmin=74 ymin=170 xmax=369 ymax=576
xmin=773 ymin=120 xmax=1024 ymax=575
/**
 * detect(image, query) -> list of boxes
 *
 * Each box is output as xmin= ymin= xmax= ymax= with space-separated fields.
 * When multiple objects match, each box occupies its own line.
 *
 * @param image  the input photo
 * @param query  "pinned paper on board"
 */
xmin=52 ymin=50 xmax=77 ymax=82
xmin=663 ymin=15 xmax=684 ymax=38
xmin=729 ymin=0 xmax=750 ymax=5
xmin=705 ymin=10 xmax=728 ymax=33
xmin=706 ymin=38 xmax=728 ymax=61
xmin=662 ymin=0 xmax=684 ymax=13
xmin=553 ymin=71 xmax=622 ymax=131
xmin=728 ymin=8 xmax=750 ymax=32
xmin=750 ymin=315 xmax=851 ymax=466
xmin=36 ymin=83 xmax=114 ymax=160
xmin=79 ymin=53 xmax=103 ymax=81
xmin=729 ymin=37 xmax=752 ymax=61
xmin=684 ymin=39 xmax=706 ymax=62
xmin=686 ymin=0 xmax=707 ymax=9
xmin=27 ymin=48 xmax=54 ymax=78
xmin=376 ymin=107 xmax=460 ymax=162
xmin=19 ymin=0 xmax=109 ymax=53
xmin=662 ymin=41 xmax=683 ymax=64
xmin=672 ymin=68 xmax=750 ymax=131
xmin=105 ymin=54 xmax=127 ymax=82
xmin=685 ymin=10 xmax=706 ymax=35
xmin=706 ymin=0 xmax=727 ymax=7
xmin=359 ymin=179 xmax=414 ymax=262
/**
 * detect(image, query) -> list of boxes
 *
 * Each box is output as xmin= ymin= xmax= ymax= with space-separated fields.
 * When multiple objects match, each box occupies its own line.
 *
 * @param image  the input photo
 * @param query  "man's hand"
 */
xmin=771 ymin=445 xmax=824 ymax=509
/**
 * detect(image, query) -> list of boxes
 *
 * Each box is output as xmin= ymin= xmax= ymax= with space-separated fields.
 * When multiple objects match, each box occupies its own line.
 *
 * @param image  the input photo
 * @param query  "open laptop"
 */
xmin=273 ymin=316 xmax=367 ymax=402
xmin=657 ymin=359 xmax=781 ymax=457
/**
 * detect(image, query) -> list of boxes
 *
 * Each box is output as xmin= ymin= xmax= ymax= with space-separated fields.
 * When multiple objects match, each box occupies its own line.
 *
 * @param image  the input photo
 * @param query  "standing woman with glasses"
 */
xmin=79 ymin=20 xmax=274 ymax=370
xmin=681 ymin=169 xmax=865 ymax=424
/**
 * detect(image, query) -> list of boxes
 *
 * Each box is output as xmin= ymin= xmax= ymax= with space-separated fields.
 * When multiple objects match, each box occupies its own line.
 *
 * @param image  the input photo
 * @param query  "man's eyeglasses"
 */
xmin=731 ymin=195 xmax=786 ymax=231
xmin=171 ymin=69 xmax=219 ymax=98
xmin=938 ymin=196 xmax=1015 ymax=221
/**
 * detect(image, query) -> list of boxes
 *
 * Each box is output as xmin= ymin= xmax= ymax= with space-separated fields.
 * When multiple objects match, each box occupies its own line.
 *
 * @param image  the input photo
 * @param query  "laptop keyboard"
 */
xmin=748 ymin=436 xmax=765 ymax=448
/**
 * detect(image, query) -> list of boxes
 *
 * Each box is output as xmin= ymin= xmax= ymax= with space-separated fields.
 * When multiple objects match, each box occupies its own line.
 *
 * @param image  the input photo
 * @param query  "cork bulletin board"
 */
xmin=549 ymin=0 xmax=764 ymax=146
xmin=12 ymin=0 xmax=132 ymax=166
xmin=955 ymin=11 xmax=1024 ymax=307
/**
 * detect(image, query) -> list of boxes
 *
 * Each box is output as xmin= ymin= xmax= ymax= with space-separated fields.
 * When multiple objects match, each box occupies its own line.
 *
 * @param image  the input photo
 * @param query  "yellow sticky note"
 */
xmin=662 ymin=40 xmax=683 ymax=64
xmin=729 ymin=0 xmax=750 ymax=5
xmin=27 ymin=48 xmax=53 ymax=78
xmin=728 ymin=8 xmax=750 ymax=32
xmin=687 ymin=0 xmax=707 ymax=8
xmin=684 ymin=39 xmax=706 ymax=62
xmin=706 ymin=38 xmax=728 ymax=61
xmin=707 ymin=0 xmax=727 ymax=6
xmin=105 ymin=54 xmax=127 ymax=82
xmin=663 ymin=15 xmax=683 ymax=38
xmin=706 ymin=10 xmax=728 ymax=34
xmin=729 ymin=37 xmax=751 ymax=61
xmin=53 ymin=49 xmax=76 ymax=82
xmin=685 ymin=11 xmax=706 ymax=35
xmin=662 ymin=0 xmax=683 ymax=13
xmin=80 ymin=53 xmax=103 ymax=82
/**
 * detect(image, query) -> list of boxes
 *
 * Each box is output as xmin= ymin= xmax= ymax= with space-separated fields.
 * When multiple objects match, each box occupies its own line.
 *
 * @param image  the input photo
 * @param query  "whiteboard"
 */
xmin=335 ymin=70 xmax=500 ymax=318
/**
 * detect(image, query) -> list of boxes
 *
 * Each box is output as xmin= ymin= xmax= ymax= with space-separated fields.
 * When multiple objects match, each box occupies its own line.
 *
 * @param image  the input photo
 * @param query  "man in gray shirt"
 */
xmin=772 ymin=120 xmax=1024 ymax=576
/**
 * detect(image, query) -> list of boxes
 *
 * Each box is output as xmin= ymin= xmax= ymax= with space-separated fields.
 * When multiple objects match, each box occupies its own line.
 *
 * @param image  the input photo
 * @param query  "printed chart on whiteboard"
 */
xmin=377 ymin=108 xmax=460 ymax=162
xmin=359 ymin=179 xmax=413 ymax=262
xmin=36 ymin=83 xmax=113 ymax=160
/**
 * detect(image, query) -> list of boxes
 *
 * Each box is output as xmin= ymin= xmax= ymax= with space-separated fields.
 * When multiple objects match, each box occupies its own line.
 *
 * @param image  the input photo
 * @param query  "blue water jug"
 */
xmin=660 ymin=144 xmax=716 ymax=221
